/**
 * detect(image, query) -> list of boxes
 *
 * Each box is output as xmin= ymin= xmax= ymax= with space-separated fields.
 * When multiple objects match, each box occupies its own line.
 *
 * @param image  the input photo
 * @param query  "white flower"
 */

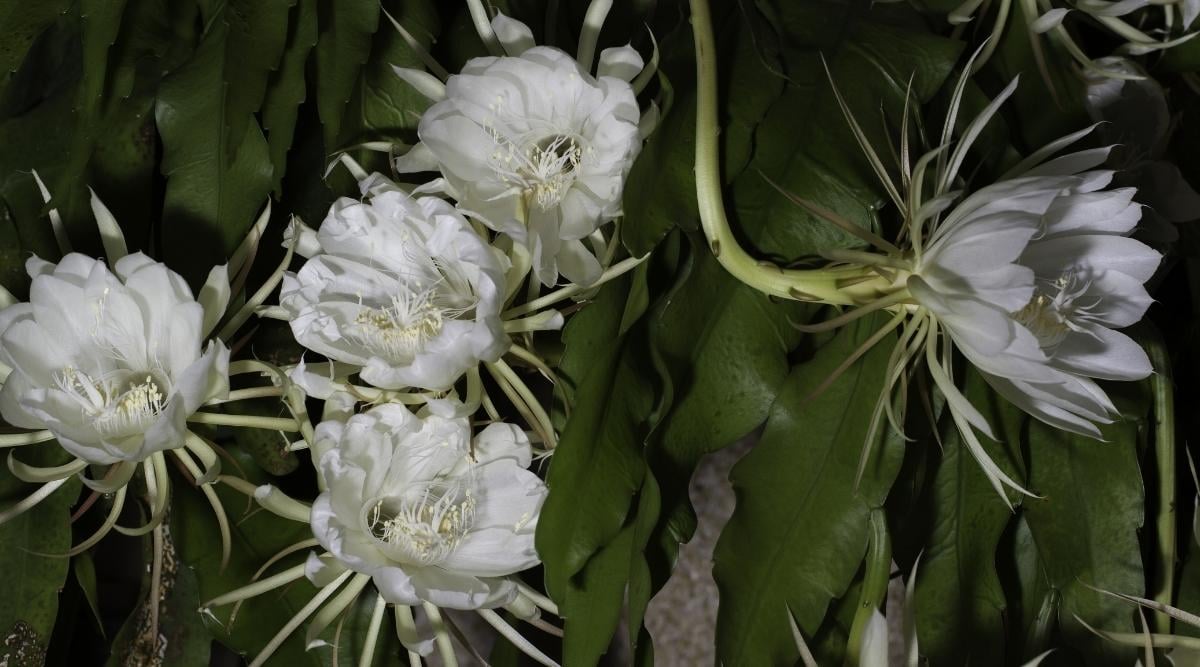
xmin=396 ymin=28 xmax=643 ymax=286
xmin=279 ymin=177 xmax=509 ymax=392
xmin=910 ymin=150 xmax=1160 ymax=438
xmin=0 ymin=253 xmax=230 ymax=464
xmin=308 ymin=403 xmax=546 ymax=609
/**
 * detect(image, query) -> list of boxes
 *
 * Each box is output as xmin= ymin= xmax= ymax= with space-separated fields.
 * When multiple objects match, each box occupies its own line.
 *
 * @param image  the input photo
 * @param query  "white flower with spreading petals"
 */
xmin=307 ymin=403 xmax=546 ymax=610
xmin=910 ymin=148 xmax=1159 ymax=439
xmin=0 ymin=253 xmax=230 ymax=464
xmin=279 ymin=177 xmax=509 ymax=393
xmin=793 ymin=66 xmax=1163 ymax=500
xmin=394 ymin=13 xmax=645 ymax=286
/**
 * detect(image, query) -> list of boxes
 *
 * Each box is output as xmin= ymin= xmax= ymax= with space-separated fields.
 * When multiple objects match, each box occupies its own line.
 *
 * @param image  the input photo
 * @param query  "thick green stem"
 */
xmin=689 ymin=0 xmax=863 ymax=305
xmin=1145 ymin=324 xmax=1176 ymax=635
xmin=844 ymin=509 xmax=891 ymax=665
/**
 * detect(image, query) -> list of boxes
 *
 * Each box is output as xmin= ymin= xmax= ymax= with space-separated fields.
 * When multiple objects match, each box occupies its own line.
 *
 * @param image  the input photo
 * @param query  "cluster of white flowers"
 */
xmin=196 ymin=7 xmax=658 ymax=667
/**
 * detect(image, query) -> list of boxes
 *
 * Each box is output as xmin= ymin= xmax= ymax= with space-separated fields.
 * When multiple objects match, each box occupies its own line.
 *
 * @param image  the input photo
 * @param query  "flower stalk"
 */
xmin=844 ymin=509 xmax=892 ymax=666
xmin=1145 ymin=324 xmax=1177 ymax=634
xmin=689 ymin=0 xmax=884 ymax=306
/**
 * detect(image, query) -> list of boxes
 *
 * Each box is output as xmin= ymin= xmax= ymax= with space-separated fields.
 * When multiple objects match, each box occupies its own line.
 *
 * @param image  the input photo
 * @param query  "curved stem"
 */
xmin=358 ymin=593 xmax=389 ymax=667
xmin=187 ymin=412 xmax=300 ymax=432
xmin=174 ymin=448 xmax=231 ymax=570
xmin=422 ymin=602 xmax=459 ymax=667
xmin=0 ymin=477 xmax=73 ymax=526
xmin=1144 ymin=324 xmax=1176 ymax=635
xmin=203 ymin=562 xmax=308 ymax=608
xmin=149 ymin=522 xmax=164 ymax=654
xmin=249 ymin=571 xmax=353 ymax=667
xmin=502 ymin=255 xmax=647 ymax=318
xmin=690 ymin=0 xmax=855 ymax=305
xmin=844 ymin=509 xmax=891 ymax=666
xmin=486 ymin=360 xmax=556 ymax=449
xmin=478 ymin=608 xmax=560 ymax=667
xmin=207 ymin=386 xmax=286 ymax=403
xmin=0 ymin=430 xmax=54 ymax=447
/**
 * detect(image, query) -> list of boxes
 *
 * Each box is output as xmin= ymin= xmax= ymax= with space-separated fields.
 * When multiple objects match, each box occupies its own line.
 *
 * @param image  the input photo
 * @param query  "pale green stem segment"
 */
xmin=249 ymin=570 xmax=354 ymax=667
xmin=173 ymin=447 xmax=231 ymax=570
xmin=115 ymin=454 xmax=170 ymax=537
xmin=1076 ymin=614 xmax=1200 ymax=650
xmin=0 ymin=430 xmax=54 ymax=447
xmin=515 ymin=581 xmax=560 ymax=616
xmin=187 ymin=411 xmax=301 ymax=433
xmin=208 ymin=386 xmax=286 ymax=403
xmin=203 ymin=562 xmax=308 ymax=608
xmin=502 ymin=254 xmax=647 ymax=318
xmin=230 ymin=538 xmax=322 ymax=625
xmin=478 ymin=608 xmax=561 ymax=667
xmin=149 ymin=522 xmax=164 ymax=653
xmin=218 ymin=218 xmax=296 ymax=342
xmin=7 ymin=454 xmax=87 ymax=484
xmin=486 ymin=359 xmax=556 ymax=449
xmin=394 ymin=605 xmax=426 ymax=667
xmin=465 ymin=0 xmax=503 ymax=56
xmin=844 ymin=509 xmax=891 ymax=666
xmin=1145 ymin=324 xmax=1177 ymax=635
xmin=69 ymin=486 xmax=128 ymax=555
xmin=576 ymin=0 xmax=614 ymax=71
xmin=689 ymin=0 xmax=855 ymax=305
xmin=0 ymin=476 xmax=72 ymax=526
xmin=358 ymin=593 xmax=389 ymax=667
xmin=305 ymin=572 xmax=371 ymax=648
xmin=422 ymin=602 xmax=459 ymax=667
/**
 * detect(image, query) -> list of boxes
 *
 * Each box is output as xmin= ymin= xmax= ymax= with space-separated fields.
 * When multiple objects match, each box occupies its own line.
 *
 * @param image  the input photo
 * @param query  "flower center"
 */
xmin=1012 ymin=273 xmax=1091 ymax=350
xmin=490 ymin=132 xmax=587 ymax=211
xmin=56 ymin=368 xmax=169 ymax=438
xmin=354 ymin=288 xmax=446 ymax=363
xmin=364 ymin=479 xmax=477 ymax=566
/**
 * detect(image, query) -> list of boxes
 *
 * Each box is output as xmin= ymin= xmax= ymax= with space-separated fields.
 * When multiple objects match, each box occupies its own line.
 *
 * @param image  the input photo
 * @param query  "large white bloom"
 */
xmin=280 ymin=178 xmax=509 ymax=392
xmin=0 ymin=253 xmax=229 ymax=464
xmin=910 ymin=149 xmax=1159 ymax=438
xmin=396 ymin=36 xmax=643 ymax=287
xmin=308 ymin=403 xmax=546 ymax=609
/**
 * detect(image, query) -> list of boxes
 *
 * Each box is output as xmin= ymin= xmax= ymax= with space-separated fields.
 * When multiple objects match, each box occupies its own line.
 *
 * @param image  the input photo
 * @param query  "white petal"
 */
xmin=473 ymin=423 xmax=532 ymax=467
xmin=1051 ymin=326 xmax=1152 ymax=381
xmin=392 ymin=66 xmax=446 ymax=102
xmin=1021 ymin=234 xmax=1162 ymax=283
xmin=598 ymin=45 xmax=645 ymax=82
xmin=491 ymin=12 xmax=536 ymax=55
xmin=198 ymin=264 xmax=231 ymax=338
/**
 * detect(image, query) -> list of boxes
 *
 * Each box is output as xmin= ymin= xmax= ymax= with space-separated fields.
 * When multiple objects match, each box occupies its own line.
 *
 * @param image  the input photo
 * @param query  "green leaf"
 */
xmin=984 ymin=0 xmax=1090 ymax=152
xmin=171 ymin=450 xmax=322 ymax=666
xmin=335 ymin=0 xmax=439 ymax=149
xmin=105 ymin=519 xmax=211 ymax=667
xmin=0 ymin=446 xmax=81 ymax=665
xmin=621 ymin=9 xmax=785 ymax=257
xmin=537 ymin=273 xmax=653 ymax=599
xmin=645 ymin=243 xmax=803 ymax=561
xmin=731 ymin=0 xmax=962 ymax=259
xmin=330 ymin=591 xmax=401 ymax=667
xmin=205 ymin=0 xmax=296 ymax=163
xmin=312 ymin=0 xmax=381 ymax=146
xmin=155 ymin=13 xmax=277 ymax=280
xmin=913 ymin=370 xmax=1025 ymax=666
xmin=1022 ymin=414 xmax=1148 ymax=664
xmin=262 ymin=0 xmax=319 ymax=193
xmin=712 ymin=314 xmax=902 ymax=665
xmin=79 ymin=0 xmax=127 ymax=112
xmin=72 ymin=553 xmax=104 ymax=637
xmin=0 ymin=1 xmax=71 ymax=83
